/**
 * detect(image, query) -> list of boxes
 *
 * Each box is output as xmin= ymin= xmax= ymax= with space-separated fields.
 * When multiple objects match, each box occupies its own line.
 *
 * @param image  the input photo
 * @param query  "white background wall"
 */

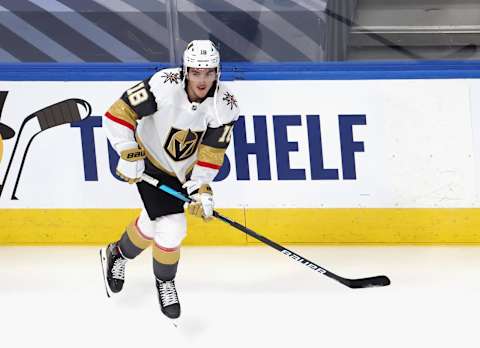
xmin=0 ymin=78 xmax=478 ymax=209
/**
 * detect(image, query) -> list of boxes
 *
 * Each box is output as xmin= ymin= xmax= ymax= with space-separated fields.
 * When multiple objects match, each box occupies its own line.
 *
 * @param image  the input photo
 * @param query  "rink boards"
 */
xmin=2 ymin=65 xmax=480 ymax=244
xmin=2 ymin=208 xmax=480 ymax=245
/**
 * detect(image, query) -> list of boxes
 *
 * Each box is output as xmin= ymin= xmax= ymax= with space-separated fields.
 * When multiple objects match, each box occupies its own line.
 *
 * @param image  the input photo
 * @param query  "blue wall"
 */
xmin=1 ymin=61 xmax=480 ymax=81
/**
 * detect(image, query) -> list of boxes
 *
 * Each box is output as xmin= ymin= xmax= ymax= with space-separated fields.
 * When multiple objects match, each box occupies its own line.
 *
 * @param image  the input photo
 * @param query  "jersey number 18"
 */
xmin=127 ymin=82 xmax=149 ymax=106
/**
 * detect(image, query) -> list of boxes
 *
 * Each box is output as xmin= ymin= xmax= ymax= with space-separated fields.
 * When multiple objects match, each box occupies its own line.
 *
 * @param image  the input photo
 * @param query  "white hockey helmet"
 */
xmin=183 ymin=40 xmax=220 ymax=73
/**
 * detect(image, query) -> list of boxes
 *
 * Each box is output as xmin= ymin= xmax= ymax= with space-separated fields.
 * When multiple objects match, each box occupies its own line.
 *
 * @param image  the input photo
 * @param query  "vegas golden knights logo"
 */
xmin=164 ymin=127 xmax=204 ymax=161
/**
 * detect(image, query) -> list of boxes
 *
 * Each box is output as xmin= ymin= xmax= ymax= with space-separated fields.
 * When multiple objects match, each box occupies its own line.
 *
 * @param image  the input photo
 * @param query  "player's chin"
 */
xmin=196 ymin=88 xmax=208 ymax=98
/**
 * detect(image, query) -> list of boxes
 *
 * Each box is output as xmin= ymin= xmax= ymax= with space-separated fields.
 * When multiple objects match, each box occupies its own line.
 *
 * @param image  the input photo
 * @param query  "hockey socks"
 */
xmin=153 ymin=243 xmax=181 ymax=319
xmin=118 ymin=217 xmax=152 ymax=259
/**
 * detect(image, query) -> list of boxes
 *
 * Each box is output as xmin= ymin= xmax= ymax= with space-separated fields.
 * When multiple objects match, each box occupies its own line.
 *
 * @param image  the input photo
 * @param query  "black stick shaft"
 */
xmin=212 ymin=211 xmax=389 ymax=288
xmin=141 ymin=174 xmax=390 ymax=289
xmin=212 ymin=211 xmax=339 ymax=279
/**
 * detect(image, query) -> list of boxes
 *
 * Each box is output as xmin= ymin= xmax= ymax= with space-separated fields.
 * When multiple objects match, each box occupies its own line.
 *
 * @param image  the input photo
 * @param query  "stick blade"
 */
xmin=36 ymin=99 xmax=91 ymax=130
xmin=343 ymin=275 xmax=391 ymax=289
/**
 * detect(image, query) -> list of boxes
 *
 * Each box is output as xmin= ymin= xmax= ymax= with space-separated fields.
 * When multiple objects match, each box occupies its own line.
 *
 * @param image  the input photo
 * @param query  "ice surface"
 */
xmin=0 ymin=245 xmax=479 ymax=348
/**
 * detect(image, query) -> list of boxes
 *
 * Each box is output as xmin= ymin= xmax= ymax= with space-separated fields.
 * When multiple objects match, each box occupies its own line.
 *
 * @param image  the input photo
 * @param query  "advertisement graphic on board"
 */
xmin=0 ymin=79 xmax=475 ymax=209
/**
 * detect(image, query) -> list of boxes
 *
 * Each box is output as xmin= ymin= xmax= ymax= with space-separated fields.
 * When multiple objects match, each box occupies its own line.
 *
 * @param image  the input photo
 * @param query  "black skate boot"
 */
xmin=100 ymin=243 xmax=128 ymax=297
xmin=155 ymin=278 xmax=181 ymax=319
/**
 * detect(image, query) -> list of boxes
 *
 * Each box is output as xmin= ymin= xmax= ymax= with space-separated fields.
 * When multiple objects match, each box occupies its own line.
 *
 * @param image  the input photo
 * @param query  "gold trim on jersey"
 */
xmin=107 ymin=99 xmax=138 ymax=128
xmin=164 ymin=128 xmax=204 ymax=162
xmin=136 ymin=137 xmax=176 ymax=176
xmin=197 ymin=144 xmax=225 ymax=167
xmin=153 ymin=244 xmax=180 ymax=265
xmin=126 ymin=219 xmax=152 ymax=250
xmin=185 ymin=162 xmax=196 ymax=180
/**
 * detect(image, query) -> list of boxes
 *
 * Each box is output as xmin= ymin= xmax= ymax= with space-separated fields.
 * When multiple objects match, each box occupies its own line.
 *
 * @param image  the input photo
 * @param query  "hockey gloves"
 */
xmin=182 ymin=180 xmax=214 ymax=221
xmin=116 ymin=142 xmax=145 ymax=184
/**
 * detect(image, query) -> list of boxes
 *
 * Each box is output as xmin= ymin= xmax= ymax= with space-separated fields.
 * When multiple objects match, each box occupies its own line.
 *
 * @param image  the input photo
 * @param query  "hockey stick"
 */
xmin=0 ymin=99 xmax=92 ymax=199
xmin=141 ymin=174 xmax=390 ymax=289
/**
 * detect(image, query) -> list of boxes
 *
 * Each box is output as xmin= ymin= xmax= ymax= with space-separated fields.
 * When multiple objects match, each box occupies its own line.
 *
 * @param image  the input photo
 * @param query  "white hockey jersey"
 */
xmin=104 ymin=68 xmax=240 ymax=184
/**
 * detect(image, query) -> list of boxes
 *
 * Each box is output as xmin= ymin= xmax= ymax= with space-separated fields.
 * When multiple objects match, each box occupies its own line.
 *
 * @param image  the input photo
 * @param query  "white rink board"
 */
xmin=468 ymin=80 xmax=480 ymax=204
xmin=0 ymin=79 xmax=477 ymax=209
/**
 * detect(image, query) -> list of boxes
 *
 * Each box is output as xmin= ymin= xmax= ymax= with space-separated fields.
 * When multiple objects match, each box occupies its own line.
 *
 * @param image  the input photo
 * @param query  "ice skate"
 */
xmin=100 ymin=242 xmax=128 ymax=297
xmin=155 ymin=278 xmax=181 ymax=322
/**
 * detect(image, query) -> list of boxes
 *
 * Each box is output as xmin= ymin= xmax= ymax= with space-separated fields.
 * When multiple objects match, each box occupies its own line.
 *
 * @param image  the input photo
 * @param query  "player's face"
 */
xmin=186 ymin=68 xmax=217 ymax=101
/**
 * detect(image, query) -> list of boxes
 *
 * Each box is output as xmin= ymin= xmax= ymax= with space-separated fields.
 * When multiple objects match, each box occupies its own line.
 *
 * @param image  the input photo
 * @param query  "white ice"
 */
xmin=0 ymin=245 xmax=479 ymax=348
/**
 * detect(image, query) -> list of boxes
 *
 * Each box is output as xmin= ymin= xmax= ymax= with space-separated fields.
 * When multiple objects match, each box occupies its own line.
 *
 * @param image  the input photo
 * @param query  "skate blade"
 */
xmin=171 ymin=318 xmax=181 ymax=328
xmin=158 ymin=309 xmax=181 ymax=328
xmin=99 ymin=248 xmax=112 ymax=298
xmin=166 ymin=317 xmax=180 ymax=328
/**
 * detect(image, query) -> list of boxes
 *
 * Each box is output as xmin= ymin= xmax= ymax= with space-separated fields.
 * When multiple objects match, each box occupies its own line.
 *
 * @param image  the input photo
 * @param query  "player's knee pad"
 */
xmin=136 ymin=209 xmax=156 ymax=240
xmin=153 ymin=213 xmax=187 ymax=249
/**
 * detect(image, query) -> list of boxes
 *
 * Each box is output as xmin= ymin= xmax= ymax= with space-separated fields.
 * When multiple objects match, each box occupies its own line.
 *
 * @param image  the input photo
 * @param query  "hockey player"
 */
xmin=100 ymin=40 xmax=239 ymax=320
